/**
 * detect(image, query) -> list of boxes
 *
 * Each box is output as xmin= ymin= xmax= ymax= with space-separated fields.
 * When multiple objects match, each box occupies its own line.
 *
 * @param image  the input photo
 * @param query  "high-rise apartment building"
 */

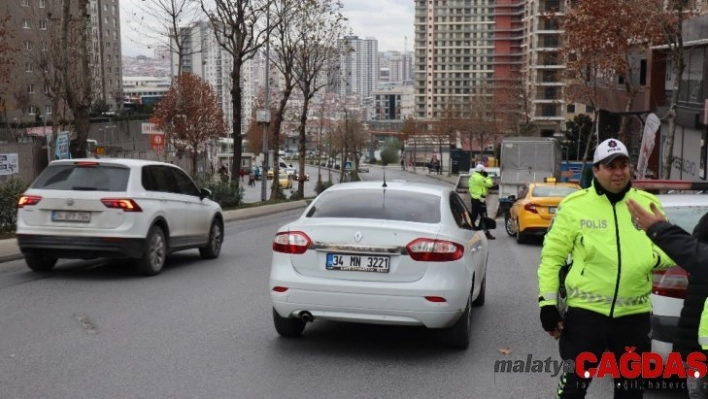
xmin=521 ymin=0 xmax=565 ymax=134
xmin=171 ymin=21 xmax=257 ymax=136
xmin=414 ymin=0 xmax=566 ymax=134
xmin=337 ymin=36 xmax=378 ymax=103
xmin=1 ymin=0 xmax=123 ymax=123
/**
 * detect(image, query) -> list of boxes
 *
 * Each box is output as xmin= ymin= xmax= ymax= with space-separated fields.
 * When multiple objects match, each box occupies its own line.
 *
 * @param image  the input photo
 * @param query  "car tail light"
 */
xmin=272 ymin=286 xmax=289 ymax=293
xmin=100 ymin=198 xmax=143 ymax=212
xmin=406 ymin=238 xmax=463 ymax=262
xmin=524 ymin=203 xmax=538 ymax=214
xmin=652 ymin=266 xmax=688 ymax=299
xmin=74 ymin=161 xmax=99 ymax=167
xmin=16 ymin=195 xmax=42 ymax=208
xmin=425 ymin=296 xmax=447 ymax=303
xmin=273 ymin=231 xmax=311 ymax=254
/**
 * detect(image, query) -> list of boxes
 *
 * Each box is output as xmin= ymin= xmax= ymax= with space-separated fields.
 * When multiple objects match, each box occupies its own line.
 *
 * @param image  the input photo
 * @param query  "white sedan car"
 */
xmin=269 ymin=181 xmax=492 ymax=349
xmin=649 ymin=194 xmax=708 ymax=358
xmin=15 ymin=159 xmax=224 ymax=276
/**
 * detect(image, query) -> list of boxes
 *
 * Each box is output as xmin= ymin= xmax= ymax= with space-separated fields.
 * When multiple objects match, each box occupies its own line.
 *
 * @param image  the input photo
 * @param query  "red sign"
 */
xmin=150 ymin=134 xmax=165 ymax=150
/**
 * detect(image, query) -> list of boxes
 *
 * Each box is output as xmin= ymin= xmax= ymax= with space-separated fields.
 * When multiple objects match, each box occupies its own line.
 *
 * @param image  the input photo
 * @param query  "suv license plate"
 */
xmin=326 ymin=253 xmax=390 ymax=273
xmin=52 ymin=211 xmax=91 ymax=223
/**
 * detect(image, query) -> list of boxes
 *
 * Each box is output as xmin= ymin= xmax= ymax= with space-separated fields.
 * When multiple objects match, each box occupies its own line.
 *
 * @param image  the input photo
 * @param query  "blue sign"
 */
xmin=55 ymin=132 xmax=71 ymax=160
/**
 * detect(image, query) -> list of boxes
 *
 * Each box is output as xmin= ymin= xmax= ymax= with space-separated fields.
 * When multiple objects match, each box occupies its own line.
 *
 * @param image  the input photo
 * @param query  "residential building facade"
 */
xmin=337 ymin=36 xmax=379 ymax=103
xmin=1 ymin=0 xmax=123 ymax=124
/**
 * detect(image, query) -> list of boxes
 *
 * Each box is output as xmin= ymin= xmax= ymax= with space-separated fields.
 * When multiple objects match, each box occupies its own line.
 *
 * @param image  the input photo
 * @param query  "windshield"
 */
xmin=307 ymin=189 xmax=441 ymax=223
xmin=532 ymin=186 xmax=579 ymax=198
xmin=31 ymin=164 xmax=130 ymax=191
xmin=664 ymin=206 xmax=708 ymax=233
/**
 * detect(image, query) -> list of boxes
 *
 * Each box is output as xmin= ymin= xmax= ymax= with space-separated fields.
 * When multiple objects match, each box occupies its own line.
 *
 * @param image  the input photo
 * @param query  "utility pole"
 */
xmin=260 ymin=6 xmax=271 ymax=202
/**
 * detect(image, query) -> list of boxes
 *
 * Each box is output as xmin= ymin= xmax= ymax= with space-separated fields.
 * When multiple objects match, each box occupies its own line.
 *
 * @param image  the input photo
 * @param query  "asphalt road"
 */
xmin=0 ymin=167 xmax=686 ymax=398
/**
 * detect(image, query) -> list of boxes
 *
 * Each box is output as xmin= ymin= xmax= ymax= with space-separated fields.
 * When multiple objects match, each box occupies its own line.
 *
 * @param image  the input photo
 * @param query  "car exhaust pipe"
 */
xmin=299 ymin=311 xmax=314 ymax=323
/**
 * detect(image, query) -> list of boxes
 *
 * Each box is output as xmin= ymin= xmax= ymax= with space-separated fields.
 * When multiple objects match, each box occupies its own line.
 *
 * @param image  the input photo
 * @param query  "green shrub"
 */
xmin=289 ymin=190 xmax=303 ymax=201
xmin=315 ymin=180 xmax=334 ymax=195
xmin=195 ymin=179 xmax=244 ymax=209
xmin=0 ymin=178 xmax=28 ymax=234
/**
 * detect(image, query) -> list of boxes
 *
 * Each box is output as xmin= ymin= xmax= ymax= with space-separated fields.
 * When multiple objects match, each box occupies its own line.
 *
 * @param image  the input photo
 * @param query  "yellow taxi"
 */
xmin=278 ymin=172 xmax=292 ymax=190
xmin=505 ymin=179 xmax=581 ymax=244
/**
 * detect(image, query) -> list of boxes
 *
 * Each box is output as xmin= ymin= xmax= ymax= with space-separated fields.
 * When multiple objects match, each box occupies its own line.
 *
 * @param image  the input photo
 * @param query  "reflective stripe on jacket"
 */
xmin=538 ymin=183 xmax=675 ymax=318
xmin=698 ymin=298 xmax=708 ymax=350
xmin=468 ymin=171 xmax=492 ymax=200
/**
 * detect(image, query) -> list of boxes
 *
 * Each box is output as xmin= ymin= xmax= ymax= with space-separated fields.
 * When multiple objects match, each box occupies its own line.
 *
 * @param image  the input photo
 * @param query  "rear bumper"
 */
xmin=17 ymin=234 xmax=145 ymax=259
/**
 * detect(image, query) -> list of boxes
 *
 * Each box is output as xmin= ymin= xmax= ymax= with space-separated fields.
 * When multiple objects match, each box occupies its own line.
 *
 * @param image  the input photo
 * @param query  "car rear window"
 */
xmin=532 ymin=186 xmax=579 ymax=197
xmin=31 ymin=164 xmax=130 ymax=191
xmin=306 ymin=189 xmax=441 ymax=223
xmin=664 ymin=206 xmax=708 ymax=232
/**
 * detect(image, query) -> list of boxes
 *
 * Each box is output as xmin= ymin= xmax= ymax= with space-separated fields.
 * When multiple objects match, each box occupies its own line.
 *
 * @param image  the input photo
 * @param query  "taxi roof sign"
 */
xmin=543 ymin=177 xmax=557 ymax=183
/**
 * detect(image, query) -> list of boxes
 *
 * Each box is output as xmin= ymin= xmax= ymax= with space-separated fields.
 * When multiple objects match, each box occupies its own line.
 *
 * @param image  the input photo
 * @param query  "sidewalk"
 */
xmin=0 ymin=200 xmax=309 ymax=264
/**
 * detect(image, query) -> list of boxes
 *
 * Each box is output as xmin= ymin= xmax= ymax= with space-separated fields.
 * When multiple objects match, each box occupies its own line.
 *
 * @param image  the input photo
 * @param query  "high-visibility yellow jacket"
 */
xmin=468 ymin=171 xmax=493 ymax=200
xmin=538 ymin=183 xmax=675 ymax=318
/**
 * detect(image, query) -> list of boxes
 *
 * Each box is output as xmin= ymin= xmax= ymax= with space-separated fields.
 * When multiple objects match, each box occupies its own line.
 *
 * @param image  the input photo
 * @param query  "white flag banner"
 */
xmin=636 ymin=113 xmax=661 ymax=179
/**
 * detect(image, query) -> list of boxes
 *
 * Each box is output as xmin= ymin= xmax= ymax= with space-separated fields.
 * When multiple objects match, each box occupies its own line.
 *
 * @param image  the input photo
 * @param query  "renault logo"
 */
xmin=66 ymin=198 xmax=75 ymax=206
xmin=354 ymin=232 xmax=363 ymax=242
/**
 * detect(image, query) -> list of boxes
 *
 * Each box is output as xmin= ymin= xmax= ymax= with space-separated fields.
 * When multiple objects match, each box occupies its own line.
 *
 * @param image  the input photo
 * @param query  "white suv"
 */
xmin=15 ymin=159 xmax=224 ymax=276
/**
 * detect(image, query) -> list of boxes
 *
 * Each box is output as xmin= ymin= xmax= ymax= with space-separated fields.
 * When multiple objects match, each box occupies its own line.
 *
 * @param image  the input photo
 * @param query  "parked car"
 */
xmin=504 ymin=180 xmax=581 ymax=243
xmin=269 ymin=181 xmax=494 ymax=349
xmin=358 ymin=163 xmax=370 ymax=173
xmin=15 ymin=159 xmax=224 ymax=276
xmin=647 ymin=194 xmax=708 ymax=359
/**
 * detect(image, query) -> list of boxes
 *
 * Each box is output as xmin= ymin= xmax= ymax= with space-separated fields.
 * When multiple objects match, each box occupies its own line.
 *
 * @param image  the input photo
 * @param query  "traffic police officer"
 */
xmin=468 ymin=163 xmax=495 ymax=240
xmin=538 ymin=138 xmax=675 ymax=398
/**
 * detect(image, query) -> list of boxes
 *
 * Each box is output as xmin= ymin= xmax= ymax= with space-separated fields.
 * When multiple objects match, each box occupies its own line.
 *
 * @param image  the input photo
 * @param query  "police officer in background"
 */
xmin=468 ymin=163 xmax=495 ymax=240
xmin=538 ymin=138 xmax=675 ymax=398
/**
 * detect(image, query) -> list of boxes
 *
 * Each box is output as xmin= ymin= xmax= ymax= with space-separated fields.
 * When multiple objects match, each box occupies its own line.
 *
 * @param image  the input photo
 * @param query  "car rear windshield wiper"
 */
xmin=72 ymin=186 xmax=100 ymax=191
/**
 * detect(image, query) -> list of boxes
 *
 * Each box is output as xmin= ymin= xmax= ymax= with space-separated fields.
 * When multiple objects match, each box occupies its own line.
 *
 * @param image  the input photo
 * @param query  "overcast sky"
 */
xmin=119 ymin=0 xmax=415 ymax=57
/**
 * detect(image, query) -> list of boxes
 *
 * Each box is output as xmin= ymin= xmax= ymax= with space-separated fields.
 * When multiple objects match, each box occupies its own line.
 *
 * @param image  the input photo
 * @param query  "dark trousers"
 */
xmin=556 ymin=307 xmax=650 ymax=399
xmin=471 ymin=198 xmax=489 ymax=231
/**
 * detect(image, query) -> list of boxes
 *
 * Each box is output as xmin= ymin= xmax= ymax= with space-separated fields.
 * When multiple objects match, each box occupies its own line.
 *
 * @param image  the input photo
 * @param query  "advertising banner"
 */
xmin=0 ymin=153 xmax=19 ymax=176
xmin=636 ymin=113 xmax=661 ymax=179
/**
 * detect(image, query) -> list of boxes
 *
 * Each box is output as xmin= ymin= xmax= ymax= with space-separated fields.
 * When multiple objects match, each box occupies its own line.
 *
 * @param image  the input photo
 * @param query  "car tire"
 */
xmin=134 ymin=225 xmax=167 ymax=276
xmin=505 ymin=212 xmax=516 ymax=237
xmin=25 ymin=253 xmax=58 ymax=272
xmin=272 ymin=308 xmax=305 ymax=337
xmin=199 ymin=219 xmax=223 ymax=259
xmin=444 ymin=288 xmax=472 ymax=350
xmin=472 ymin=276 xmax=486 ymax=307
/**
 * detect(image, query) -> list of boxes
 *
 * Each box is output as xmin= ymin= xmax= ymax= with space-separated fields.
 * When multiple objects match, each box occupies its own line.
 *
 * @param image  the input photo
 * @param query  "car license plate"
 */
xmin=326 ymin=253 xmax=390 ymax=273
xmin=52 ymin=210 xmax=91 ymax=223
xmin=549 ymin=207 xmax=556 ymax=214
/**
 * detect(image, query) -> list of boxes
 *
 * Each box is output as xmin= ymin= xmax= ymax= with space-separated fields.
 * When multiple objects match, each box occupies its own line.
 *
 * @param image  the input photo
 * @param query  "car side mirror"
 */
xmin=200 ymin=187 xmax=213 ymax=200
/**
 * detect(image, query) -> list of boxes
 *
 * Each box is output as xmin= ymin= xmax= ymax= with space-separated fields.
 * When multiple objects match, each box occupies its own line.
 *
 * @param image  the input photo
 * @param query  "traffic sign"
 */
xmin=151 ymin=134 xmax=165 ymax=150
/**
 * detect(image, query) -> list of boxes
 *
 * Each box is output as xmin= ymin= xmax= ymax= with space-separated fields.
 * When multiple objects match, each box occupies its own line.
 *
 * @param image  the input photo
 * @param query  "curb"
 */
xmin=0 ymin=200 xmax=309 ymax=264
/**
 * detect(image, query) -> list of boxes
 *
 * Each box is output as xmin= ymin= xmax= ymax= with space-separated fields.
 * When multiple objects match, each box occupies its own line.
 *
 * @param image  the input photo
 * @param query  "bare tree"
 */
xmin=126 ymin=0 xmax=202 ymax=77
xmin=0 ymin=15 xmax=17 ymax=139
xmin=199 ymin=0 xmax=275 ymax=192
xmin=292 ymin=0 xmax=349 ymax=198
xmin=267 ymin=0 xmax=300 ymax=200
xmin=61 ymin=0 xmax=92 ymax=158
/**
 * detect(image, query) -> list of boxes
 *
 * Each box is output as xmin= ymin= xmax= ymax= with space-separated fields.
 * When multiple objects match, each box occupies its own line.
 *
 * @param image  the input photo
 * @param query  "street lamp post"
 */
xmin=42 ymin=114 xmax=51 ymax=164
xmin=260 ymin=5 xmax=271 ymax=202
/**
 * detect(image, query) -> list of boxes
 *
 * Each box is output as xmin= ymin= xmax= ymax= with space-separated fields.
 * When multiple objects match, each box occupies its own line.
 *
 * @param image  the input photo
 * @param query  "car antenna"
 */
xmin=382 ymin=165 xmax=387 ymax=188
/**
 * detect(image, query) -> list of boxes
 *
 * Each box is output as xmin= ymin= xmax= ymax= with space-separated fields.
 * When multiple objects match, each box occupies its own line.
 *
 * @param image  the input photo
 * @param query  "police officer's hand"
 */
xmin=540 ymin=305 xmax=564 ymax=339
xmin=480 ymin=171 xmax=488 ymax=177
